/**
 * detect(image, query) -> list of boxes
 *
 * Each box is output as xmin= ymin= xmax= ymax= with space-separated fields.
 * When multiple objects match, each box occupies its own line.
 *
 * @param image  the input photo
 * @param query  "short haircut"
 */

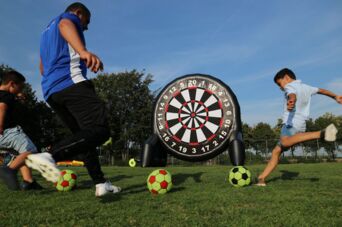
xmin=65 ymin=2 xmax=91 ymax=16
xmin=1 ymin=70 xmax=26 ymax=85
xmin=274 ymin=68 xmax=296 ymax=83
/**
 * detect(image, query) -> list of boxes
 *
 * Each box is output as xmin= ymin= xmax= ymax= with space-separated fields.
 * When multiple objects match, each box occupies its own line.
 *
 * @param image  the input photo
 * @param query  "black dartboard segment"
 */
xmin=154 ymin=74 xmax=237 ymax=161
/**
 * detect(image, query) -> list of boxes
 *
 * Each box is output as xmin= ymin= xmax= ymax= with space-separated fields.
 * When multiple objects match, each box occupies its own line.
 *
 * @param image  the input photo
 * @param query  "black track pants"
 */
xmin=47 ymin=81 xmax=109 ymax=184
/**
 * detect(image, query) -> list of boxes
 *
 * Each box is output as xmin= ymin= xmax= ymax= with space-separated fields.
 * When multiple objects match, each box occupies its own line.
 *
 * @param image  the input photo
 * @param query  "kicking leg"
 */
xmin=281 ymin=131 xmax=321 ymax=147
xmin=281 ymin=124 xmax=338 ymax=147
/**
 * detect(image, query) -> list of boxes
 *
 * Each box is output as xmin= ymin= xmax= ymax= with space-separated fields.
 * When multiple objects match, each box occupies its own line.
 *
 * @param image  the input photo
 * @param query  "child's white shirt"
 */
xmin=282 ymin=80 xmax=319 ymax=131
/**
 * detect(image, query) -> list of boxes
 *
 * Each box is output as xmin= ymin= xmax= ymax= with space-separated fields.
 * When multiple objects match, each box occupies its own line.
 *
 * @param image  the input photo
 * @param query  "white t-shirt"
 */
xmin=282 ymin=80 xmax=319 ymax=131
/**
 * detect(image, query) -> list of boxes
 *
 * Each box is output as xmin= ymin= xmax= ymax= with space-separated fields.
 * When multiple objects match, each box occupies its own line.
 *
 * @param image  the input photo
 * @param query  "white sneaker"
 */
xmin=95 ymin=181 xmax=121 ymax=197
xmin=25 ymin=152 xmax=60 ymax=183
xmin=324 ymin=124 xmax=338 ymax=142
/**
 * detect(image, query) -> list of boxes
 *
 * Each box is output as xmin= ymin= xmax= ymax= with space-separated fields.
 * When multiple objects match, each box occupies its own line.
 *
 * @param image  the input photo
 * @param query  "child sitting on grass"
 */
xmin=0 ymin=70 xmax=43 ymax=190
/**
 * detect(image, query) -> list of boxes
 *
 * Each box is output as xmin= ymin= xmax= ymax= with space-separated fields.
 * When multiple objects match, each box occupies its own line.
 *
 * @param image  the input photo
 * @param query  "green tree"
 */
xmin=303 ymin=118 xmax=320 ymax=159
xmin=92 ymin=70 xmax=154 ymax=161
xmin=250 ymin=122 xmax=277 ymax=157
xmin=273 ymin=118 xmax=283 ymax=136
xmin=242 ymin=122 xmax=253 ymax=149
xmin=314 ymin=113 xmax=342 ymax=160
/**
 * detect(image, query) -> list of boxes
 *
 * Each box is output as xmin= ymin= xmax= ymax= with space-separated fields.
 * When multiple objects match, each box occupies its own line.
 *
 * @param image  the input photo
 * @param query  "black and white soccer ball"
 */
xmin=228 ymin=166 xmax=251 ymax=187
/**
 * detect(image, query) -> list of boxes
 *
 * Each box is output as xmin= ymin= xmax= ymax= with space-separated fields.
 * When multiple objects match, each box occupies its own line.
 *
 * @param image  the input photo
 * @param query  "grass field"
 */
xmin=1 ymin=163 xmax=341 ymax=226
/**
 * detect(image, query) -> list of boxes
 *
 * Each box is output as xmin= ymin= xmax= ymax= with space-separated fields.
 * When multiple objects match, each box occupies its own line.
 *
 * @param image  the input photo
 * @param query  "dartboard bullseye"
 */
xmin=165 ymin=88 xmax=223 ymax=144
xmin=154 ymin=74 xmax=237 ymax=161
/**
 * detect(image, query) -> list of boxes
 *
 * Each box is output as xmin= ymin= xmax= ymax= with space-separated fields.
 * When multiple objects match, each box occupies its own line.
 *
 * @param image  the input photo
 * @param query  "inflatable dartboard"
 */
xmin=154 ymin=74 xmax=243 ymax=162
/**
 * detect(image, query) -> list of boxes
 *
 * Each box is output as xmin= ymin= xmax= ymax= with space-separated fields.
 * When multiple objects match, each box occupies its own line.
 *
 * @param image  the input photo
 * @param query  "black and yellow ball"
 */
xmin=228 ymin=166 xmax=251 ymax=187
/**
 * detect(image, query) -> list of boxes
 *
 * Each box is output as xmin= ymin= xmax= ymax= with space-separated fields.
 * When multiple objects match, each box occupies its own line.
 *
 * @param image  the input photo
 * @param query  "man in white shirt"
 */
xmin=256 ymin=68 xmax=342 ymax=186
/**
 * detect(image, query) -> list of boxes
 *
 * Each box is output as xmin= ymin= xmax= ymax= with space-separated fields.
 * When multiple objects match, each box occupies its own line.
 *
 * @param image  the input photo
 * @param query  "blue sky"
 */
xmin=0 ymin=0 xmax=341 ymax=126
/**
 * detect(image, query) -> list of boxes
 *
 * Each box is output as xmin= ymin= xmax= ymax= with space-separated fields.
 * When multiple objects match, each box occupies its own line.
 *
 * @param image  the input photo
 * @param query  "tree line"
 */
xmin=242 ymin=114 xmax=342 ymax=160
xmin=1 ymin=64 xmax=341 ymax=163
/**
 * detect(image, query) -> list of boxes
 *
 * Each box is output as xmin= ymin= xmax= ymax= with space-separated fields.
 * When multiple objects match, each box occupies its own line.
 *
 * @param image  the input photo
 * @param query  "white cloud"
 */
xmin=229 ymin=68 xmax=279 ymax=85
xmin=240 ymin=97 xmax=283 ymax=126
xmin=309 ymin=78 xmax=342 ymax=119
xmin=326 ymin=78 xmax=342 ymax=91
xmin=309 ymin=10 xmax=342 ymax=36
xmin=310 ymin=95 xmax=342 ymax=119
xmin=145 ymin=43 xmax=260 ymax=86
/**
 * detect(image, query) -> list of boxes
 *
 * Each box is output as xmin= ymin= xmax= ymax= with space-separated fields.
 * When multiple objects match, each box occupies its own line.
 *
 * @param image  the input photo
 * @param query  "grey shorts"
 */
xmin=0 ymin=126 xmax=37 ymax=154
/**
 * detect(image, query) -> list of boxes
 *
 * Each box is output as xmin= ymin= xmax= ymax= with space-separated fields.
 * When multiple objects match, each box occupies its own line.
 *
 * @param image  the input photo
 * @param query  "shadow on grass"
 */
xmin=31 ymin=189 xmax=56 ymax=195
xmin=172 ymin=172 xmax=204 ymax=186
xmin=168 ymin=186 xmax=185 ymax=193
xmin=108 ymin=174 xmax=133 ymax=182
xmin=121 ymin=182 xmax=186 ymax=195
xmin=76 ymin=180 xmax=93 ymax=190
xmin=36 ymin=173 xmax=194 ymax=198
xmin=121 ymin=183 xmax=147 ymax=195
xmin=268 ymin=170 xmax=319 ymax=183
xmin=98 ymin=193 xmax=122 ymax=203
xmin=99 ymin=184 xmax=186 ymax=203
xmin=76 ymin=174 xmax=133 ymax=190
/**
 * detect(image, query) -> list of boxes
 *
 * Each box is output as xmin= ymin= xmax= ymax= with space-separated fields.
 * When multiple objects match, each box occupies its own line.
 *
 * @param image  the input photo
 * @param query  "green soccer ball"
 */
xmin=147 ymin=169 xmax=172 ymax=195
xmin=55 ymin=169 xmax=77 ymax=192
xmin=228 ymin=166 xmax=251 ymax=187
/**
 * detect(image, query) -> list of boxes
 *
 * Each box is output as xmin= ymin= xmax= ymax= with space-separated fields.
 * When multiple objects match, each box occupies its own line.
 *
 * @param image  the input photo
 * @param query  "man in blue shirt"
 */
xmin=26 ymin=2 xmax=121 ymax=197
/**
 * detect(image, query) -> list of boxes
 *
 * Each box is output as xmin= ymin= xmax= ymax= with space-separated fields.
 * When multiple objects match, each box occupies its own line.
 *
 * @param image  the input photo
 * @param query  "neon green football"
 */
xmin=147 ymin=169 xmax=172 ymax=195
xmin=228 ymin=166 xmax=251 ymax=187
xmin=55 ymin=169 xmax=78 ymax=192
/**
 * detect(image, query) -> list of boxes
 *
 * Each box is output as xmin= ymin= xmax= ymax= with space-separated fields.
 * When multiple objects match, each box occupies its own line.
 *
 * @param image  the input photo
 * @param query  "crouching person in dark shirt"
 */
xmin=0 ymin=70 xmax=43 ymax=190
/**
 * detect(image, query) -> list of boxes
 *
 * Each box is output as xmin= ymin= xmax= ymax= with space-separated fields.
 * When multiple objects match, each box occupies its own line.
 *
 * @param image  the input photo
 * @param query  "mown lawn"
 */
xmin=0 ymin=163 xmax=341 ymax=226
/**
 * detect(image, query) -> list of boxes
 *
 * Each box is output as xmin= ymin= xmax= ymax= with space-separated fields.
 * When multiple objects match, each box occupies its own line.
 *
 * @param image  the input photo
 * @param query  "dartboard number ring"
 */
xmin=154 ymin=75 xmax=236 ymax=160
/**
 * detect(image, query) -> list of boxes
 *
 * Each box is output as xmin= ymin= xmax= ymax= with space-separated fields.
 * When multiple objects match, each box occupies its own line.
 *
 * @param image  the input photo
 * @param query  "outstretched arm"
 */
xmin=318 ymin=88 xmax=342 ymax=104
xmin=58 ymin=19 xmax=103 ymax=73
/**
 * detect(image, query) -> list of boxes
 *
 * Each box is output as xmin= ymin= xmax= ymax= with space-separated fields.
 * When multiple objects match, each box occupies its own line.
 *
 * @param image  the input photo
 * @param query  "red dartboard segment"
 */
xmin=218 ymin=100 xmax=223 ymax=109
xmin=173 ymin=91 xmax=181 ymax=97
xmin=205 ymin=89 xmax=213 ymax=95
xmin=154 ymin=74 xmax=236 ymax=161
xmin=172 ymin=135 xmax=181 ymax=143
xmin=208 ymin=134 xmax=216 ymax=142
